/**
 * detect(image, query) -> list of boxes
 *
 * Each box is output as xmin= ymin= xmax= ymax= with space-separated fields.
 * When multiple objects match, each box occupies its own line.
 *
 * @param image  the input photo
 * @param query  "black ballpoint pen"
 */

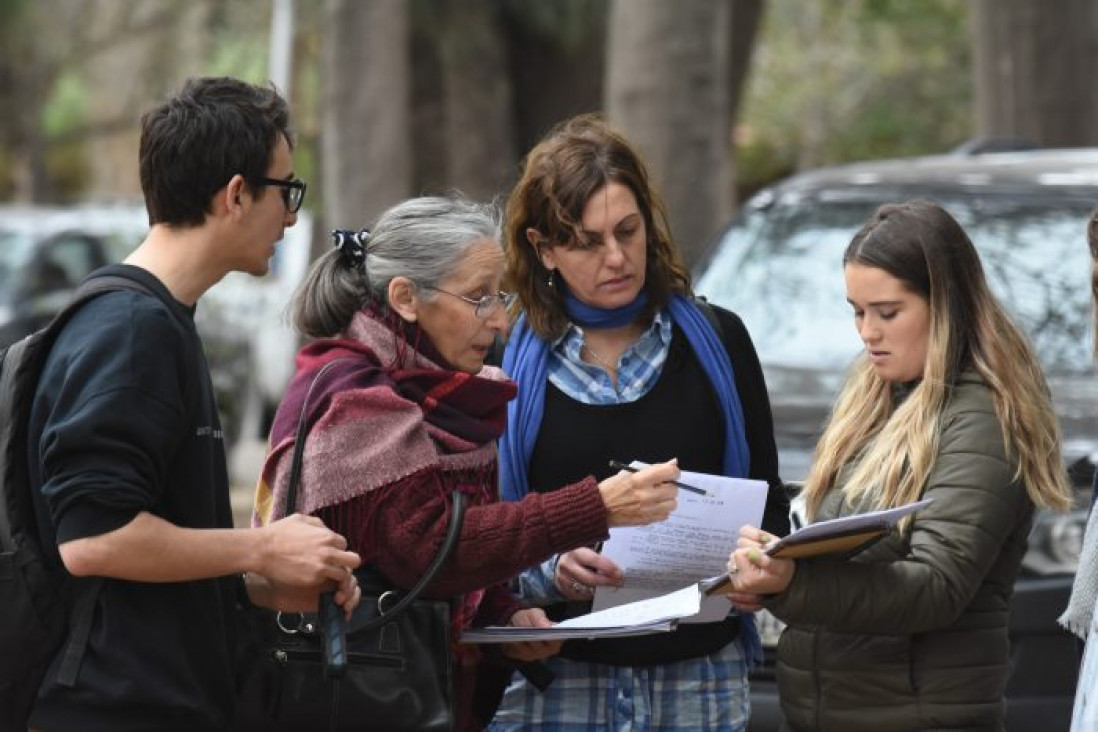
xmin=608 ymin=460 xmax=708 ymax=496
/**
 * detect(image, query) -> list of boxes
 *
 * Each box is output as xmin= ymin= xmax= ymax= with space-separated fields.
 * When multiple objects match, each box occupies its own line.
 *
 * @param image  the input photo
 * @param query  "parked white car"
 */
xmin=195 ymin=210 xmax=314 ymax=443
xmin=0 ymin=202 xmax=313 ymax=448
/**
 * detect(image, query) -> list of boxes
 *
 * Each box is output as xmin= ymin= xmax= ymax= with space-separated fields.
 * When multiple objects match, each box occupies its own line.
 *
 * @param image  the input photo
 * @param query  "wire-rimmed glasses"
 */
xmin=423 ymin=287 xmax=515 ymax=319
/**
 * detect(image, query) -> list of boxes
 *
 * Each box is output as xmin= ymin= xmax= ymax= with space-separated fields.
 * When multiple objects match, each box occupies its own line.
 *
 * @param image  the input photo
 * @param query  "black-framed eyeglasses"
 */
xmin=254 ymin=177 xmax=307 ymax=213
xmin=423 ymin=287 xmax=515 ymax=319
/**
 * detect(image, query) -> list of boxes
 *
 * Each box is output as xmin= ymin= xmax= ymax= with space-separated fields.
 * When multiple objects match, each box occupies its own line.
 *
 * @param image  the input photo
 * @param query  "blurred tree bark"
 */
xmin=973 ymin=0 xmax=1098 ymax=147
xmin=1 ymin=0 xmax=68 ymax=201
xmin=605 ymin=0 xmax=763 ymax=270
xmin=436 ymin=0 xmax=516 ymax=202
xmin=502 ymin=0 xmax=608 ymax=154
xmin=413 ymin=0 xmax=607 ymax=203
xmin=321 ymin=0 xmax=411 ymax=234
xmin=82 ymin=0 xmax=214 ymax=201
xmin=728 ymin=0 xmax=765 ymax=129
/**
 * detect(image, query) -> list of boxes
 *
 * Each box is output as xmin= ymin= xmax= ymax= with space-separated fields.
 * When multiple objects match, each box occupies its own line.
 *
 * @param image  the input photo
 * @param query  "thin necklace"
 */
xmin=581 ymin=343 xmax=617 ymax=373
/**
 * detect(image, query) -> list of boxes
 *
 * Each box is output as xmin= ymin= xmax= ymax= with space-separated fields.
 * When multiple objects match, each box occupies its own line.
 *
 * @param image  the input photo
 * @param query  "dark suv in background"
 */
xmin=695 ymin=148 xmax=1098 ymax=731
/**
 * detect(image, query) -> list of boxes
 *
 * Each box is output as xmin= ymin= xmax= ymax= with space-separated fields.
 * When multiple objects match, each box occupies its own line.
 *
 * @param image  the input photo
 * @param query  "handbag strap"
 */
xmin=282 ymin=358 xmax=466 ymax=626
xmin=284 ymin=359 xmax=347 ymax=517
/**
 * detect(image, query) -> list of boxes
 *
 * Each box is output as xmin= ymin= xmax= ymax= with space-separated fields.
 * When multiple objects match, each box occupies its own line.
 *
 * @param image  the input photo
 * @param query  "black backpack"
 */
xmin=0 ymin=274 xmax=149 ymax=732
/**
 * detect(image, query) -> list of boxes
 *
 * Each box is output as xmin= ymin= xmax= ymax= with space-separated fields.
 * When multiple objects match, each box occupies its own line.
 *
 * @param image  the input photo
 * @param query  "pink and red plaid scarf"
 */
xmin=252 ymin=306 xmax=517 ymax=642
xmin=253 ymin=305 xmax=516 ymax=534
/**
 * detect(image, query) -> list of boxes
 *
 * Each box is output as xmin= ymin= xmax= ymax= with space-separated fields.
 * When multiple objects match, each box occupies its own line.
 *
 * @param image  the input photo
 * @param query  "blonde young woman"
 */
xmin=725 ymin=200 xmax=1072 ymax=732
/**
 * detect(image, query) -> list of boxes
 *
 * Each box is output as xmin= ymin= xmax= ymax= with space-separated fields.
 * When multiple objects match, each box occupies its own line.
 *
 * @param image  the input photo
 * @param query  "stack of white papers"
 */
xmin=592 ymin=466 xmax=768 ymax=623
xmin=460 ymin=584 xmax=701 ymax=643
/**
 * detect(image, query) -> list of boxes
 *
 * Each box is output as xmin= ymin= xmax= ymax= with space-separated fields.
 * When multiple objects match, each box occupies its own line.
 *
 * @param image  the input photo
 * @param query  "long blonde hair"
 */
xmin=803 ymin=201 xmax=1072 ymax=521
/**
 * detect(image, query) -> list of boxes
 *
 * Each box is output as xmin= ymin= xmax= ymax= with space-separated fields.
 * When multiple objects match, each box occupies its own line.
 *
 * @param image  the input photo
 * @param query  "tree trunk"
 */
xmin=605 ymin=0 xmax=745 ymax=269
xmin=321 ymin=0 xmax=411 ymax=235
xmin=82 ymin=0 xmax=213 ymax=201
xmin=436 ymin=0 xmax=516 ymax=202
xmin=973 ymin=0 xmax=1098 ymax=147
xmin=727 ymin=0 xmax=764 ymax=212
xmin=502 ymin=2 xmax=607 ymax=154
xmin=728 ymin=0 xmax=764 ymax=127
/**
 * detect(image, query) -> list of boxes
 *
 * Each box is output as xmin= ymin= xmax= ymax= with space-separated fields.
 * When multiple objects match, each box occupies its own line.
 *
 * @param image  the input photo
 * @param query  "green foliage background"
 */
xmin=737 ymin=0 xmax=972 ymax=197
xmin=2 ymin=0 xmax=976 ymax=204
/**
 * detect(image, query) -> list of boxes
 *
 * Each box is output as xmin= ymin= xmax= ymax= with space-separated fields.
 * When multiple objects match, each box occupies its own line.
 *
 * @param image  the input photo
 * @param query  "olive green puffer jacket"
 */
xmin=767 ymin=373 xmax=1034 ymax=732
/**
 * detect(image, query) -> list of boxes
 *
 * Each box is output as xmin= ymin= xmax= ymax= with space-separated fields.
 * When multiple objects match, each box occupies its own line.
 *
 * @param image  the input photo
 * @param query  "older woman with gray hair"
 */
xmin=251 ymin=195 xmax=681 ymax=731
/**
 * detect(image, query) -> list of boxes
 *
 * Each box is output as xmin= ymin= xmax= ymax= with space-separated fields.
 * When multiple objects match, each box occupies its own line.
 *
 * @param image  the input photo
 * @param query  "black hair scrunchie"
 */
xmin=331 ymin=228 xmax=368 ymax=269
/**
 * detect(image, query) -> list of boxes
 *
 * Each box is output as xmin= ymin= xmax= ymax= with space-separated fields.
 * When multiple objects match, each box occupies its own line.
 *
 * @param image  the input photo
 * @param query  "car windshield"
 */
xmin=0 ymin=231 xmax=36 ymax=298
xmin=696 ymin=194 xmax=1094 ymax=375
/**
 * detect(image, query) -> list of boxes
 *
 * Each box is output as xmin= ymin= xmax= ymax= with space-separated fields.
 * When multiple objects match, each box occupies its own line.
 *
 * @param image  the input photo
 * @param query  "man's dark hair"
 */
xmin=139 ymin=76 xmax=293 ymax=227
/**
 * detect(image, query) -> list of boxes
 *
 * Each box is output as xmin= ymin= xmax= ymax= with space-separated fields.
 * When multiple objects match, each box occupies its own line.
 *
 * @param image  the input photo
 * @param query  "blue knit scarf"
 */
xmin=499 ymin=292 xmax=761 ymax=664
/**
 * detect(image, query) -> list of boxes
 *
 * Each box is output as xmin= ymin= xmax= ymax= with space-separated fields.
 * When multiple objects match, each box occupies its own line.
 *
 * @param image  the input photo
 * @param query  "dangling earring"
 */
xmin=547 ymin=269 xmax=556 ymax=288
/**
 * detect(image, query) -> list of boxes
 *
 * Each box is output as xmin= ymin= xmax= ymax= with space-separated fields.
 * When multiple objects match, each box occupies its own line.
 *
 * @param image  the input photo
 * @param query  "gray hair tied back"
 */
xmin=331 ymin=228 xmax=369 ymax=269
xmin=296 ymin=196 xmax=500 ymax=339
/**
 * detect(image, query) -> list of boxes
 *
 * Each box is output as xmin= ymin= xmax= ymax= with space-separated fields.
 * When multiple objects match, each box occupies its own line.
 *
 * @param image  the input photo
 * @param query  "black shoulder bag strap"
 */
xmin=282 ymin=358 xmax=466 ymax=625
xmin=282 ymin=358 xmax=465 ymax=731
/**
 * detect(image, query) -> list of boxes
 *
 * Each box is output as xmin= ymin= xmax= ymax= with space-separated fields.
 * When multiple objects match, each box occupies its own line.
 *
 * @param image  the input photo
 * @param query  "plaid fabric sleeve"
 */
xmin=515 ymin=556 xmax=566 ymax=605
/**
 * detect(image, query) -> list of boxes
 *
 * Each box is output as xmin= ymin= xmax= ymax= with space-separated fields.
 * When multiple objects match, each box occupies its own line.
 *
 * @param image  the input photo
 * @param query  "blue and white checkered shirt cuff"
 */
xmin=515 ymin=555 xmax=566 ymax=605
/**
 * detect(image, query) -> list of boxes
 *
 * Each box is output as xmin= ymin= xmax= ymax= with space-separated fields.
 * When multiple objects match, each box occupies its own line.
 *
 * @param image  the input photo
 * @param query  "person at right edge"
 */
xmin=727 ymin=200 xmax=1073 ymax=731
xmin=1059 ymin=206 xmax=1098 ymax=730
xmin=489 ymin=114 xmax=790 ymax=731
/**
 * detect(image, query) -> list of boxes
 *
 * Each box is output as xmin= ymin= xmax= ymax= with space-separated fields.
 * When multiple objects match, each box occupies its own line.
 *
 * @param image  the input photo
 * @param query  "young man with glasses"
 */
xmin=254 ymin=175 xmax=307 ymax=214
xmin=26 ymin=76 xmax=361 ymax=732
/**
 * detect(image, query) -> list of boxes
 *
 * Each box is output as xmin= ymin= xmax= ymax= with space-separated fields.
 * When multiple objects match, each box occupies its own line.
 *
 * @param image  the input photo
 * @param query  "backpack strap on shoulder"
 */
xmin=56 ymin=577 xmax=105 ymax=686
xmin=693 ymin=295 xmax=725 ymax=340
xmin=33 ymin=274 xmax=152 ymax=688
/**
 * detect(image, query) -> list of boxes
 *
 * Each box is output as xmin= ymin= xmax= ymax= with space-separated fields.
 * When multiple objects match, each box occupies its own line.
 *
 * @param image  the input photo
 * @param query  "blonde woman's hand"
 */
xmin=737 ymin=524 xmax=777 ymax=552
xmin=724 ymin=546 xmax=795 ymax=598
xmin=597 ymin=459 xmax=680 ymax=527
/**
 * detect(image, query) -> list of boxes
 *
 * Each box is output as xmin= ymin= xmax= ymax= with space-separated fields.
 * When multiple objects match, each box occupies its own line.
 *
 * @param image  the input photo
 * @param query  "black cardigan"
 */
xmin=525 ymin=304 xmax=789 ymax=666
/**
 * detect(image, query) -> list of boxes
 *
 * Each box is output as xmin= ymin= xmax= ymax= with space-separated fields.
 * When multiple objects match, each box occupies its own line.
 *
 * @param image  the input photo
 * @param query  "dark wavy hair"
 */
xmin=503 ymin=114 xmax=691 ymax=340
xmin=139 ymin=76 xmax=293 ymax=227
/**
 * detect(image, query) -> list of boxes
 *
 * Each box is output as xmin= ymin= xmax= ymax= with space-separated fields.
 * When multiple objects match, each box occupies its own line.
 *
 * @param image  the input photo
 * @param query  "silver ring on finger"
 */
xmin=570 ymin=579 xmax=591 ymax=594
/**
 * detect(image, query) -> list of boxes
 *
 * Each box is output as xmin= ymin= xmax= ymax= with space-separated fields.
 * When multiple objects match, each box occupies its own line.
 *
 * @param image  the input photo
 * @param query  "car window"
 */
xmin=697 ymin=200 xmax=875 ymax=370
xmin=0 ymin=231 xmax=36 ymax=299
xmin=696 ymin=195 xmax=1094 ymax=375
xmin=38 ymin=235 xmax=104 ymax=292
xmin=956 ymin=201 xmax=1092 ymax=372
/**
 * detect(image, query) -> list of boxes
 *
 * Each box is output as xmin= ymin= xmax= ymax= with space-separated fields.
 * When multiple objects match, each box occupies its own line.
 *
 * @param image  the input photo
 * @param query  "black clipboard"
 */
xmin=701 ymin=498 xmax=934 ymax=597
xmin=700 ymin=528 xmax=886 ymax=597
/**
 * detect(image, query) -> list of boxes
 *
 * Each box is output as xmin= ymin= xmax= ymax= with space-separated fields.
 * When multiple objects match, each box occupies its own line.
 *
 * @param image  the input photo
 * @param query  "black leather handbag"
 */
xmin=235 ymin=361 xmax=461 ymax=732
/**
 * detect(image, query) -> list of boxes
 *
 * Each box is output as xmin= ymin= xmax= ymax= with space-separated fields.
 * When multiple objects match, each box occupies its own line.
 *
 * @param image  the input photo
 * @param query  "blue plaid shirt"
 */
xmin=489 ymin=309 xmax=751 ymax=731
xmin=546 ymin=310 xmax=673 ymax=405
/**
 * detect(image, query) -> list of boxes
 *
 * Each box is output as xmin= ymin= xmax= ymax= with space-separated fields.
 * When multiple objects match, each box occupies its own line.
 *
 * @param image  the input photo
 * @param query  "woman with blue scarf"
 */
xmin=487 ymin=115 xmax=790 ymax=731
